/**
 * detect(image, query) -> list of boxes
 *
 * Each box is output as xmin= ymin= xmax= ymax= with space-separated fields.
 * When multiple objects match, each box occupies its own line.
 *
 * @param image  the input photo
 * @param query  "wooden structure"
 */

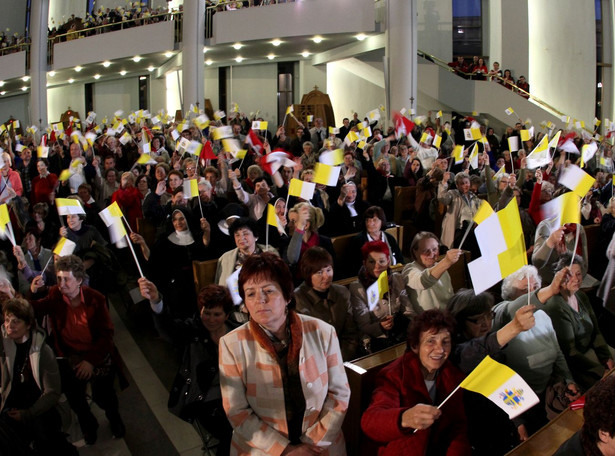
xmin=285 ymin=87 xmax=336 ymax=137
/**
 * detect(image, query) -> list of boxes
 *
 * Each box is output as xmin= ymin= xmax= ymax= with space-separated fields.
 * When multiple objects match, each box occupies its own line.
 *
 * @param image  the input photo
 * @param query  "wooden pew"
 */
xmin=343 ymin=343 xmax=406 ymax=456
xmin=331 ymin=225 xmax=404 ymax=270
xmin=393 ymin=186 xmax=416 ymax=225
xmin=192 ymin=259 xmax=218 ymax=294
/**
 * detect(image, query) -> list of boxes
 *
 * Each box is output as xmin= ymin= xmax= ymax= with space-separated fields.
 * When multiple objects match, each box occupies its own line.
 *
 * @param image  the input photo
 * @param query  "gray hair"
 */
xmin=496 ymin=172 xmax=510 ymax=187
xmin=501 ymin=265 xmax=542 ymax=301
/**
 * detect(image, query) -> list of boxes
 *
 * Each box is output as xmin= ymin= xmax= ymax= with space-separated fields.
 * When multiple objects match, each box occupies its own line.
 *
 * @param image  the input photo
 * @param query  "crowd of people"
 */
xmin=0 ymin=102 xmax=614 ymax=454
xmin=0 ymin=30 xmax=29 ymax=56
xmin=448 ymin=55 xmax=530 ymax=98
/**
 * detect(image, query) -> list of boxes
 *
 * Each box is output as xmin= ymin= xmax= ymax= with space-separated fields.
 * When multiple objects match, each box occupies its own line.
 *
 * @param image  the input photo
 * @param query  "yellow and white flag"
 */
xmin=559 ymin=165 xmax=595 ymax=197
xmin=137 ymin=153 xmax=156 ymax=165
xmin=507 ymin=136 xmax=519 ymax=153
xmin=319 ymin=149 xmax=344 ymax=166
xmin=453 ymin=145 xmax=465 ymax=165
xmin=366 ymin=270 xmax=389 ymax=311
xmin=0 ymin=204 xmax=15 ymax=245
xmin=468 ymin=199 xmax=527 ymax=294
xmin=313 ymin=163 xmax=341 ymax=187
xmin=252 ymin=121 xmax=268 ymax=131
xmin=468 ymin=143 xmax=479 ymax=169
xmin=212 ymin=126 xmax=233 ymax=141
xmin=53 ymin=237 xmax=77 ymax=257
xmin=288 ymin=178 xmax=316 ymax=200
xmin=183 ymin=179 xmax=199 ymax=199
xmin=266 ymin=204 xmax=282 ymax=231
xmin=56 ymin=198 xmax=85 ymax=215
xmin=526 ymin=135 xmax=551 ymax=170
xmin=492 ymin=166 xmax=505 ymax=182
xmin=460 ymin=356 xmax=539 ymax=419
xmin=540 ymin=192 xmax=581 ymax=227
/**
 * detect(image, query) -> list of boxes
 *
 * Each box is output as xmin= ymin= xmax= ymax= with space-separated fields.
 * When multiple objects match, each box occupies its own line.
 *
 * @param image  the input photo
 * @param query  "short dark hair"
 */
xmin=238 ymin=252 xmax=294 ymax=303
xmin=446 ymin=288 xmax=494 ymax=329
xmin=581 ymin=375 xmax=615 ymax=455
xmin=554 ymin=253 xmax=585 ymax=273
xmin=229 ymin=217 xmax=258 ymax=238
xmin=55 ymin=255 xmax=87 ymax=281
xmin=168 ymin=170 xmax=184 ymax=181
xmin=197 ymin=284 xmax=233 ymax=314
xmin=407 ymin=309 xmax=456 ymax=351
xmin=300 ymin=247 xmax=333 ymax=288
xmin=2 ymin=298 xmax=35 ymax=328
xmin=363 ymin=206 xmax=386 ymax=228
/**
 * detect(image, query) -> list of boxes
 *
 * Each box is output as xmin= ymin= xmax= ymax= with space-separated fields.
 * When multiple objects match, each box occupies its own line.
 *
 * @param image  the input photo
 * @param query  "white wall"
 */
xmin=149 ymin=75 xmax=167 ymax=115
xmin=484 ymin=0 xmax=502 ymax=65
xmin=93 ymin=78 xmax=139 ymax=120
xmin=166 ymin=70 xmax=182 ymax=116
xmin=49 ymin=0 xmax=84 ymax=29
xmin=417 ymin=0 xmax=452 ymax=61
xmin=528 ymin=0 xmax=595 ymax=124
xmin=47 ymin=84 xmax=85 ymax=123
xmin=228 ymin=63 xmax=277 ymax=123
xmin=500 ymin=1 xmax=528 ymax=80
xmin=204 ymin=67 xmax=219 ymax=111
xmin=0 ymin=94 xmax=30 ymax=126
xmin=327 ymin=60 xmax=385 ymax=127
xmin=0 ymin=2 xmax=27 ymax=36
xmin=298 ymin=61 xmax=327 ymax=103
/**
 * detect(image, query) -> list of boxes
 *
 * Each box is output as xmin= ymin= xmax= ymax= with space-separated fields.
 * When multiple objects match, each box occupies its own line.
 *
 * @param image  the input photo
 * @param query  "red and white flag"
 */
xmin=245 ymin=129 xmax=264 ymax=155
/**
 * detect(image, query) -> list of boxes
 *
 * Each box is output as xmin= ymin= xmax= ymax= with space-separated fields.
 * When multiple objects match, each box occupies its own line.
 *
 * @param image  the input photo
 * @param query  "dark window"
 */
xmin=219 ymin=67 xmax=228 ymax=113
xmin=277 ymin=62 xmax=294 ymax=126
xmin=452 ymin=0 xmax=482 ymax=57
xmin=138 ymin=75 xmax=149 ymax=111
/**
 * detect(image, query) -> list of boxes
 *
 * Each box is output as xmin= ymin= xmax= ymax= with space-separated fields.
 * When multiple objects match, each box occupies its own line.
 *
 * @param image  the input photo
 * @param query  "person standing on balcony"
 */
xmin=516 ymin=76 xmax=530 ymax=99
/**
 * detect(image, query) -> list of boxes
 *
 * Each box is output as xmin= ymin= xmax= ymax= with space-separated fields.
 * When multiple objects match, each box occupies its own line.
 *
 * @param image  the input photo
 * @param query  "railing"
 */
xmin=46 ymin=11 xmax=182 ymax=66
xmin=417 ymin=49 xmax=567 ymax=119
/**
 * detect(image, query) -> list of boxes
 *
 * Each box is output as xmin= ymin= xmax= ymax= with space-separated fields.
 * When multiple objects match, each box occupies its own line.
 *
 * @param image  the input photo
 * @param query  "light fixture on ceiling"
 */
xmin=301 ymin=51 xmax=310 ymax=58
xmin=93 ymin=74 xmax=101 ymax=80
xmin=102 ymin=61 xmax=111 ymax=68
xmin=0 ymin=91 xmax=5 ymax=96
xmin=68 ymin=78 xmax=75 ymax=83
xmin=22 ymin=75 xmax=30 ymax=81
xmin=164 ymin=51 xmax=174 ymax=58
xmin=203 ymin=47 xmax=208 ymax=53
xmin=48 ymin=71 xmax=56 ymax=77
xmin=120 ymin=70 xmax=127 ymax=76
xmin=133 ymin=56 xmax=142 ymax=62
xmin=147 ymin=66 xmax=155 ymax=72
xmin=235 ymin=56 xmax=244 ymax=63
xmin=21 ymin=86 xmax=27 ymax=91
xmin=267 ymin=54 xmax=275 ymax=60
xmin=74 ymin=66 xmax=82 ymax=72
xmin=0 ymin=81 xmax=4 ymax=87
xmin=355 ymin=33 xmax=367 ymax=41
xmin=271 ymin=39 xmax=281 ymax=47
xmin=312 ymin=36 xmax=323 ymax=44
xmin=139 ymin=76 xmax=147 ymax=81
xmin=232 ymin=43 xmax=243 ymax=50
xmin=205 ymin=59 xmax=213 ymax=65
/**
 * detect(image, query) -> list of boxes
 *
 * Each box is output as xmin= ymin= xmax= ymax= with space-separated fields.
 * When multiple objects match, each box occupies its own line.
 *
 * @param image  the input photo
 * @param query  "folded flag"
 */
xmin=0 ymin=204 xmax=10 ymax=236
xmin=366 ymin=270 xmax=389 ymax=311
xmin=492 ymin=165 xmax=506 ymax=181
xmin=393 ymin=111 xmax=415 ymax=139
xmin=581 ymin=142 xmax=598 ymax=164
xmin=468 ymin=143 xmax=479 ymax=169
xmin=319 ymin=148 xmax=344 ymax=166
xmin=313 ymin=163 xmax=341 ymax=186
xmin=508 ymin=136 xmax=519 ymax=152
xmin=99 ymin=201 xmax=124 ymax=227
xmin=288 ymin=178 xmax=316 ymax=200
xmin=58 ymin=169 xmax=72 ymax=182
xmin=548 ymin=131 xmax=562 ymax=149
xmin=53 ymin=237 xmax=77 ymax=257
xmin=246 ymin=129 xmax=264 ymax=155
xmin=200 ymin=140 xmax=216 ymax=160
xmin=260 ymin=151 xmax=295 ymax=176
xmin=559 ymin=134 xmax=580 ymax=154
xmin=460 ymin=356 xmax=539 ymax=419
xmin=56 ymin=198 xmax=85 ymax=215
xmin=526 ymin=135 xmax=551 ymax=169
xmin=558 ymin=164 xmax=595 ymax=198
xmin=344 ymin=130 xmax=360 ymax=146
xmin=266 ymin=203 xmax=282 ymax=231
xmin=540 ymin=192 xmax=581 ymax=226
xmin=286 ymin=105 xmax=294 ymax=115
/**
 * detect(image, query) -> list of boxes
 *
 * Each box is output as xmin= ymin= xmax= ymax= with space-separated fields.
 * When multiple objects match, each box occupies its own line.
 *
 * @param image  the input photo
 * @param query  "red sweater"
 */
xmin=31 ymin=173 xmax=58 ymax=205
xmin=111 ymin=186 xmax=143 ymax=230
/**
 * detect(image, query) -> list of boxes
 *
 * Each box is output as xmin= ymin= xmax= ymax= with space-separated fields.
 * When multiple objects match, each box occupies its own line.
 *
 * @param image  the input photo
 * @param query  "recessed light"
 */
xmin=271 ymin=39 xmax=281 ymax=47
xmin=22 ymin=75 xmax=30 ymax=81
xmin=68 ymin=78 xmax=74 ymax=83
xmin=203 ymin=47 xmax=208 ymax=53
xmin=93 ymin=74 xmax=101 ymax=80
xmin=132 ymin=56 xmax=142 ymax=62
xmin=235 ymin=56 xmax=244 ymax=63
xmin=21 ymin=86 xmax=27 ymax=91
xmin=74 ymin=66 xmax=82 ymax=72
xmin=232 ymin=43 xmax=243 ymax=50
xmin=48 ymin=71 xmax=56 ymax=77
xmin=102 ymin=61 xmax=111 ymax=68
xmin=312 ymin=36 xmax=323 ymax=44
xmin=267 ymin=54 xmax=275 ymax=60
xmin=0 ymin=91 xmax=5 ymax=96
xmin=0 ymin=81 xmax=4 ymax=87
xmin=356 ymin=33 xmax=367 ymax=41
xmin=205 ymin=59 xmax=213 ymax=65
xmin=120 ymin=70 xmax=127 ymax=76
xmin=164 ymin=51 xmax=174 ymax=58
xmin=147 ymin=66 xmax=155 ymax=72
xmin=139 ymin=76 xmax=147 ymax=80
xmin=301 ymin=51 xmax=310 ymax=58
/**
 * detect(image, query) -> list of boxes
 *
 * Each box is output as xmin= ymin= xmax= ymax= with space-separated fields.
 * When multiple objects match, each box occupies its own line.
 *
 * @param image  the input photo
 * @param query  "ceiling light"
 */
xmin=355 ymin=33 xmax=367 ymax=41
xmin=271 ymin=39 xmax=281 ymax=47
xmin=235 ymin=56 xmax=244 ymax=63
xmin=0 ymin=91 xmax=5 ymax=96
xmin=0 ymin=81 xmax=4 ymax=87
xmin=267 ymin=54 xmax=275 ymax=60
xmin=147 ymin=66 xmax=155 ymax=72
xmin=132 ymin=56 xmax=142 ymax=62
xmin=120 ymin=70 xmax=127 ymax=76
xmin=22 ymin=75 xmax=30 ymax=81
xmin=301 ymin=51 xmax=310 ymax=58
xmin=21 ymin=86 xmax=27 ymax=91
xmin=312 ymin=36 xmax=323 ymax=44
xmin=74 ymin=66 xmax=82 ymax=72
xmin=139 ymin=76 xmax=147 ymax=80
xmin=205 ymin=59 xmax=213 ymax=65
xmin=102 ymin=61 xmax=111 ymax=68
xmin=93 ymin=74 xmax=101 ymax=80
xmin=48 ymin=71 xmax=56 ymax=77
xmin=68 ymin=78 xmax=74 ymax=83
xmin=164 ymin=51 xmax=174 ymax=58
xmin=203 ymin=47 xmax=208 ymax=53
xmin=232 ymin=43 xmax=243 ymax=50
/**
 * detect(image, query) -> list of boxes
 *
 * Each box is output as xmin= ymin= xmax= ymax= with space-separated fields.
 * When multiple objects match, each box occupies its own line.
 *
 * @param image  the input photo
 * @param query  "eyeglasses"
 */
xmin=466 ymin=312 xmax=494 ymax=325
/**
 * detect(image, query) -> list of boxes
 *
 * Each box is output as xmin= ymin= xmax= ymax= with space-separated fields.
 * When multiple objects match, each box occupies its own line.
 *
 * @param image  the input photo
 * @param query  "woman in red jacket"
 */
xmin=111 ymin=172 xmax=143 ymax=230
xmin=361 ymin=309 xmax=471 ymax=456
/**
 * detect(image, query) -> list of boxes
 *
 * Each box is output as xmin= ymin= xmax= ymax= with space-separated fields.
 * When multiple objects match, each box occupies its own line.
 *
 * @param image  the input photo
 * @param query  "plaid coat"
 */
xmin=219 ymin=314 xmax=349 ymax=455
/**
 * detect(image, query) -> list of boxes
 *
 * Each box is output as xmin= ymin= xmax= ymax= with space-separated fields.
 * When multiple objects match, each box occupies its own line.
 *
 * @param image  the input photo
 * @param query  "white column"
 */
xmin=30 ymin=0 xmax=49 ymax=128
xmin=181 ymin=0 xmax=206 ymax=113
xmin=386 ymin=0 xmax=417 ymax=119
